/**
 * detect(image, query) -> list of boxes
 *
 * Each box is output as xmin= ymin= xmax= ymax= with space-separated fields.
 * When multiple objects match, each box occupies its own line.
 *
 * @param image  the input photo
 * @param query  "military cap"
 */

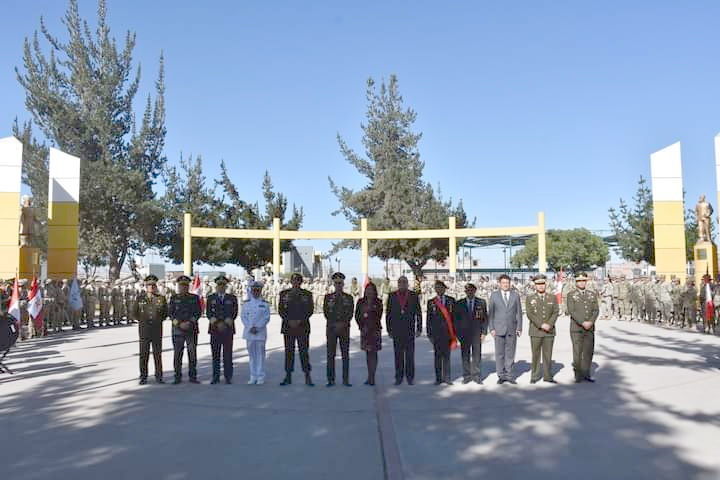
xmin=434 ymin=280 xmax=447 ymax=288
xmin=465 ymin=283 xmax=477 ymax=290
xmin=144 ymin=274 xmax=158 ymax=284
xmin=533 ymin=275 xmax=547 ymax=284
xmin=214 ymin=274 xmax=229 ymax=284
xmin=331 ymin=272 xmax=346 ymax=281
xmin=576 ymin=272 xmax=589 ymax=281
xmin=176 ymin=275 xmax=192 ymax=284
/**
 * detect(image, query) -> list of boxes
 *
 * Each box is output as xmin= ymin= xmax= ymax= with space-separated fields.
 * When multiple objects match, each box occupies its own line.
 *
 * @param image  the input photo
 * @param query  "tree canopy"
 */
xmin=511 ymin=229 xmax=609 ymax=273
xmin=329 ymin=76 xmax=470 ymax=279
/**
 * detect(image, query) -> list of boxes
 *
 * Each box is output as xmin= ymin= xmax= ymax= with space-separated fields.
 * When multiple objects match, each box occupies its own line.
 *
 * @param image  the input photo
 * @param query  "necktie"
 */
xmin=469 ymin=299 xmax=474 ymax=313
xmin=503 ymin=291 xmax=508 ymax=305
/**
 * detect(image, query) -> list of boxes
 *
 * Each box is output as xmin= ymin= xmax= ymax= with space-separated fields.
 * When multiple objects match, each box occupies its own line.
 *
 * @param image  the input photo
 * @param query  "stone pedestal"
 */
xmin=694 ymin=240 xmax=718 ymax=287
xmin=19 ymin=246 xmax=41 ymax=280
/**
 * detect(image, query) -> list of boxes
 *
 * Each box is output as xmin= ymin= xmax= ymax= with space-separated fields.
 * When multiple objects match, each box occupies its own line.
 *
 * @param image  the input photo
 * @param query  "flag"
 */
xmin=190 ymin=273 xmax=205 ymax=313
xmin=27 ymin=276 xmax=43 ymax=332
xmin=8 ymin=277 xmax=21 ymax=331
xmin=704 ymin=280 xmax=714 ymax=323
xmin=554 ymin=269 xmax=565 ymax=304
xmin=69 ymin=278 xmax=83 ymax=311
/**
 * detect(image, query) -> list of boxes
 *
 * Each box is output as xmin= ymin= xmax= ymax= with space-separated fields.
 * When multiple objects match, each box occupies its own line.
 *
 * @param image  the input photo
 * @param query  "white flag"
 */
xmin=69 ymin=278 xmax=83 ymax=311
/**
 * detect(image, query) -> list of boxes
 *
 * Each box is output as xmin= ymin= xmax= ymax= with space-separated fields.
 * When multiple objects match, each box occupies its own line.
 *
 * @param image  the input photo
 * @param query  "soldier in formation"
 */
xmin=135 ymin=275 xmax=168 ymax=385
xmin=566 ymin=272 xmax=599 ymax=383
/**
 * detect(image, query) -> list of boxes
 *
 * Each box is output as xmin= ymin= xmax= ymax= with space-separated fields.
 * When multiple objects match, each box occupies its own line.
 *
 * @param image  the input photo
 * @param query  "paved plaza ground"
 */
xmin=1 ymin=314 xmax=720 ymax=480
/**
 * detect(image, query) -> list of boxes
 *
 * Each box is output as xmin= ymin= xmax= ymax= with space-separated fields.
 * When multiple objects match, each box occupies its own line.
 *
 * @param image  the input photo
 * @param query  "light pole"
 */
xmin=335 ymin=257 xmax=341 ymax=274
xmin=503 ymin=247 xmax=508 ymax=272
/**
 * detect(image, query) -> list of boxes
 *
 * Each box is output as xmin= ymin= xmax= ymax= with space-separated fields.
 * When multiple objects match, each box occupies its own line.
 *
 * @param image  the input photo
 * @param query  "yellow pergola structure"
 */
xmin=183 ymin=212 xmax=547 ymax=278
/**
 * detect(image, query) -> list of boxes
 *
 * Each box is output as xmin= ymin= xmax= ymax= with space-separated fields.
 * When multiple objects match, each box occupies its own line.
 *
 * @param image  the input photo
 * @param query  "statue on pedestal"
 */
xmin=19 ymin=195 xmax=38 ymax=248
xmin=695 ymin=194 xmax=713 ymax=243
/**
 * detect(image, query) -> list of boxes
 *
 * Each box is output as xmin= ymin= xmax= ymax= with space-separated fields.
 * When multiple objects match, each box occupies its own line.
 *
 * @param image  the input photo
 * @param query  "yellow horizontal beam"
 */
xmin=192 ymin=225 xmax=540 ymax=240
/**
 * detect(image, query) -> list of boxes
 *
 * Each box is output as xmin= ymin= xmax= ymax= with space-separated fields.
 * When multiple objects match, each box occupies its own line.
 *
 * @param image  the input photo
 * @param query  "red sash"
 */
xmin=434 ymin=297 xmax=458 ymax=350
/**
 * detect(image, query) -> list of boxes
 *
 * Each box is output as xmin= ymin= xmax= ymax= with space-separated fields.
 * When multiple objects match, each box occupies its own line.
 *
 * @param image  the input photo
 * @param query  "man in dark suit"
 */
xmin=454 ymin=283 xmax=488 ymax=384
xmin=206 ymin=275 xmax=239 ymax=384
xmin=488 ymin=274 xmax=523 ymax=384
xmin=279 ymin=273 xmax=315 ymax=386
xmin=323 ymin=272 xmax=355 ymax=387
xmin=386 ymin=276 xmax=422 ymax=385
xmin=426 ymin=280 xmax=456 ymax=386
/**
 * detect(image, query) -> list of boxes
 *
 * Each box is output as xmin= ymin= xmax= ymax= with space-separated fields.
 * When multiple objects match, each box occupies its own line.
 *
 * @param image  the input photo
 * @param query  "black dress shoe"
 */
xmin=584 ymin=377 xmax=596 ymax=383
xmin=211 ymin=378 xmax=220 ymax=385
xmin=173 ymin=378 xmax=182 ymax=385
xmin=139 ymin=378 xmax=147 ymax=385
xmin=462 ymin=378 xmax=472 ymax=384
xmin=434 ymin=380 xmax=443 ymax=386
xmin=225 ymin=378 xmax=232 ymax=385
xmin=326 ymin=381 xmax=335 ymax=387
xmin=343 ymin=382 xmax=352 ymax=387
xmin=394 ymin=379 xmax=402 ymax=386
xmin=280 ymin=375 xmax=292 ymax=386
xmin=544 ymin=379 xmax=557 ymax=384
xmin=497 ymin=378 xmax=505 ymax=385
xmin=445 ymin=381 xmax=454 ymax=386
xmin=407 ymin=380 xmax=414 ymax=385
xmin=305 ymin=374 xmax=314 ymax=387
xmin=474 ymin=379 xmax=483 ymax=385
xmin=156 ymin=377 xmax=165 ymax=384
xmin=530 ymin=379 xmax=538 ymax=384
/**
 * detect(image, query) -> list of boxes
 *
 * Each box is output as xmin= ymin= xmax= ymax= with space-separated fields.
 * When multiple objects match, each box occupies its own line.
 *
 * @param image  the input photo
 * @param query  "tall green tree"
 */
xmin=216 ymin=162 xmax=303 ymax=271
xmin=608 ymin=176 xmax=654 ymax=264
xmin=15 ymin=0 xmax=165 ymax=279
xmin=160 ymin=154 xmax=227 ymax=266
xmin=511 ymin=229 xmax=609 ymax=272
xmin=329 ymin=76 xmax=470 ymax=280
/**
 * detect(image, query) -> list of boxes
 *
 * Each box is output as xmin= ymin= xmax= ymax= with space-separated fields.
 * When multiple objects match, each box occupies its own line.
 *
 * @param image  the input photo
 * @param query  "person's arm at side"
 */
xmin=488 ymin=294 xmax=496 ymax=335
xmin=385 ymin=295 xmax=394 ymax=336
xmin=515 ymin=292 xmax=523 ymax=335
xmin=414 ymin=295 xmax=422 ymax=336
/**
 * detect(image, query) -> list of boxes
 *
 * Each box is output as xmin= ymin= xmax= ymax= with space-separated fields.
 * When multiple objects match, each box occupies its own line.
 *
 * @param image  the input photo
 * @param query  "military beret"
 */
xmin=214 ymin=275 xmax=229 ymax=284
xmin=434 ymin=280 xmax=447 ymax=288
xmin=176 ymin=275 xmax=191 ymax=284
xmin=331 ymin=272 xmax=345 ymax=281
xmin=576 ymin=273 xmax=589 ymax=281
xmin=144 ymin=274 xmax=158 ymax=284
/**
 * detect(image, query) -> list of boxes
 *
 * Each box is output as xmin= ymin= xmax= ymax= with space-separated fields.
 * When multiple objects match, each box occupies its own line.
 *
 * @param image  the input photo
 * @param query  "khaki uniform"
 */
xmin=566 ymin=287 xmax=599 ymax=381
xmin=525 ymin=291 xmax=558 ymax=382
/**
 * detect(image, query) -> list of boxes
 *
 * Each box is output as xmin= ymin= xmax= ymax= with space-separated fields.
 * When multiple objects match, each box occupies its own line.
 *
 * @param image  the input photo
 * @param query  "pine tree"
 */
xmin=14 ymin=0 xmax=165 ymax=279
xmin=329 ymin=76 xmax=470 ymax=280
xmin=609 ymin=176 xmax=654 ymax=264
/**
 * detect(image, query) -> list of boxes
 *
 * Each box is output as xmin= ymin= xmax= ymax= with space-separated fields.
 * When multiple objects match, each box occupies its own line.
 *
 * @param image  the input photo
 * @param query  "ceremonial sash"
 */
xmin=434 ymin=297 xmax=458 ymax=350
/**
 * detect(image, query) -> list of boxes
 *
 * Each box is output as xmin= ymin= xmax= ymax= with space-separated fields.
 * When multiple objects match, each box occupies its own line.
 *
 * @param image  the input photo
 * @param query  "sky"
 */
xmin=2 ymin=1 xmax=720 ymax=277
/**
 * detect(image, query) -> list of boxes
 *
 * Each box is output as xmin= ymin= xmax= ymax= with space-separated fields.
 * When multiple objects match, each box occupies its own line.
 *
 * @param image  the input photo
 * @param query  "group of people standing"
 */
xmin=134 ymin=269 xmax=600 ymax=387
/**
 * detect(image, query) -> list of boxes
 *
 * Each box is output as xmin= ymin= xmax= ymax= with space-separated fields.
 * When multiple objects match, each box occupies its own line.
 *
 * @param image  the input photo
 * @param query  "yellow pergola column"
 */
xmin=537 ymin=211 xmax=547 ymax=273
xmin=0 ymin=137 xmax=22 ymax=279
xmin=47 ymin=148 xmax=80 ymax=280
xmin=273 ymin=217 xmax=281 ymax=281
xmin=361 ymin=218 xmax=369 ymax=284
xmin=448 ymin=216 xmax=457 ymax=276
xmin=183 ymin=212 xmax=192 ymax=275
xmin=650 ymin=142 xmax=686 ymax=283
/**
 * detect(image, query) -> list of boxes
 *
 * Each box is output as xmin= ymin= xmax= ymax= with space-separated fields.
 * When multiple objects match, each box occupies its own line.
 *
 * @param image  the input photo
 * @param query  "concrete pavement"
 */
xmin=1 ymin=315 xmax=719 ymax=479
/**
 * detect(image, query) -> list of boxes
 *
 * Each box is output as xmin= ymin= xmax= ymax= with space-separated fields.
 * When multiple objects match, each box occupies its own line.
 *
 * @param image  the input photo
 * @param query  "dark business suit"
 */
xmin=386 ymin=290 xmax=422 ymax=383
xmin=488 ymin=289 xmax=523 ymax=381
xmin=206 ymin=292 xmax=239 ymax=381
xmin=454 ymin=296 xmax=488 ymax=381
xmin=426 ymin=295 xmax=456 ymax=383
xmin=279 ymin=287 xmax=314 ymax=374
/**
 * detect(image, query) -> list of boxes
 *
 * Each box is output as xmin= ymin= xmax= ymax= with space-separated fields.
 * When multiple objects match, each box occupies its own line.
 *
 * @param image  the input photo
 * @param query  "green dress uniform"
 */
xmin=566 ymin=277 xmax=599 ymax=382
xmin=134 ymin=287 xmax=168 ymax=383
xmin=323 ymin=284 xmax=355 ymax=386
xmin=169 ymin=278 xmax=202 ymax=383
xmin=525 ymin=288 xmax=559 ymax=383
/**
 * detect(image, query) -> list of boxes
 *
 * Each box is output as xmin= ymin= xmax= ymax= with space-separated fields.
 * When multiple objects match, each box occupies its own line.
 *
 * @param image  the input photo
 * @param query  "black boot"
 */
xmin=305 ymin=373 xmax=314 ymax=387
xmin=280 ymin=373 xmax=292 ymax=386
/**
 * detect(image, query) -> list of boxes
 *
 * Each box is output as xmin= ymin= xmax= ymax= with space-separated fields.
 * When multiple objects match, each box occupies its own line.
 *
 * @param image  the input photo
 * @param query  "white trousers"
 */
xmin=247 ymin=340 xmax=267 ymax=381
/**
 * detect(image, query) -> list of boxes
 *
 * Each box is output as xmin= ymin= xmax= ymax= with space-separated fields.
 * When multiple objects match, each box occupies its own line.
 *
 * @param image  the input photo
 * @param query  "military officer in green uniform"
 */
xmin=169 ymin=275 xmax=202 ymax=384
xmin=525 ymin=275 xmax=559 ymax=384
xmin=566 ymin=272 xmax=599 ymax=383
xmin=134 ymin=275 xmax=168 ymax=385
xmin=323 ymin=272 xmax=355 ymax=387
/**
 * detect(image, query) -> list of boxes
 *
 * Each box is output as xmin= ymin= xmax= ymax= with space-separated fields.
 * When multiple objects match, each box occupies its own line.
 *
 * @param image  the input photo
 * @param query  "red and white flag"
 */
xmin=190 ymin=273 xmax=205 ymax=313
xmin=8 ymin=277 xmax=21 ymax=331
xmin=554 ymin=269 xmax=565 ymax=304
xmin=28 ymin=276 xmax=43 ymax=332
